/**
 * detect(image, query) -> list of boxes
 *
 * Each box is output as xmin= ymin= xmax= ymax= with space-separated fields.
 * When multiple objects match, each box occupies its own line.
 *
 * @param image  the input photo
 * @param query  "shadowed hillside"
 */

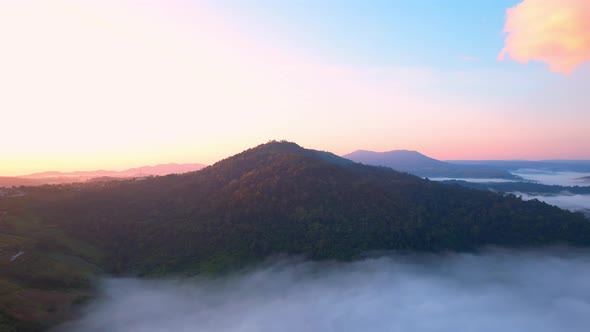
xmin=2 ymin=141 xmax=590 ymax=331
xmin=17 ymin=141 xmax=590 ymax=276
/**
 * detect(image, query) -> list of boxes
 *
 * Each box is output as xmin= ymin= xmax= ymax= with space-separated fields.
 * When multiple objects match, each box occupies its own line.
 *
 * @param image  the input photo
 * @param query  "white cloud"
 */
xmin=499 ymin=0 xmax=590 ymax=74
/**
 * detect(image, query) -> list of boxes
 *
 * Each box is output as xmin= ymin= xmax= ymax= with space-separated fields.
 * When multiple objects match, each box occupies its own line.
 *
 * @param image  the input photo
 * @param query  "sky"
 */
xmin=1 ymin=0 xmax=589 ymax=175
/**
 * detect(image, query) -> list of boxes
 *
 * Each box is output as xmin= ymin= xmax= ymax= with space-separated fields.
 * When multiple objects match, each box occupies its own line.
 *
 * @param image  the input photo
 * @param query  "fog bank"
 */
xmin=515 ymin=192 xmax=590 ymax=216
xmin=429 ymin=177 xmax=517 ymax=183
xmin=57 ymin=248 xmax=590 ymax=332
xmin=511 ymin=169 xmax=590 ymax=187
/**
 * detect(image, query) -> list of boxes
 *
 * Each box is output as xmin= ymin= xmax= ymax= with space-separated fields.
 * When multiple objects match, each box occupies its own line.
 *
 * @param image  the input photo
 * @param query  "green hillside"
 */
xmin=0 ymin=197 xmax=102 ymax=332
xmin=22 ymin=141 xmax=590 ymax=275
xmin=2 ymin=141 xmax=590 ymax=330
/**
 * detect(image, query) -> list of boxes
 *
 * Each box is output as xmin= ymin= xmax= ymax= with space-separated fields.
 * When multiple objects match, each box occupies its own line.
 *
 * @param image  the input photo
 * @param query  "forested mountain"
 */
xmin=15 ymin=141 xmax=590 ymax=276
xmin=22 ymin=163 xmax=207 ymax=179
xmin=343 ymin=149 xmax=519 ymax=179
xmin=3 ymin=141 xmax=590 ymax=330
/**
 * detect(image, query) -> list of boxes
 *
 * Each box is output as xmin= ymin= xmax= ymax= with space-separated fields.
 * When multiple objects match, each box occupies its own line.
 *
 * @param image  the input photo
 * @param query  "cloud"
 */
xmin=498 ymin=0 xmax=590 ymax=74
xmin=57 ymin=249 xmax=590 ymax=332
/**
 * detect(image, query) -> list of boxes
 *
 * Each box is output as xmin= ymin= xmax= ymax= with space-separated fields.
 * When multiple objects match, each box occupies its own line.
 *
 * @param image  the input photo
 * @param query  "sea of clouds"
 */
xmin=57 ymin=248 xmax=590 ymax=332
xmin=515 ymin=192 xmax=590 ymax=215
xmin=511 ymin=169 xmax=590 ymax=187
xmin=429 ymin=177 xmax=518 ymax=183
xmin=508 ymin=169 xmax=590 ymax=214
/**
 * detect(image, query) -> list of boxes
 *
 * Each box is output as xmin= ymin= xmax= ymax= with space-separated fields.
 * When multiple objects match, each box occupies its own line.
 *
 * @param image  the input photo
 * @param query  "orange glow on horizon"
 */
xmin=0 ymin=1 xmax=588 ymax=176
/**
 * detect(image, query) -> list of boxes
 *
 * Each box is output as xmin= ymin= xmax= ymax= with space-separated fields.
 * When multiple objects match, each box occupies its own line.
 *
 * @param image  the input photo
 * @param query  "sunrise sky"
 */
xmin=1 ymin=0 xmax=589 ymax=176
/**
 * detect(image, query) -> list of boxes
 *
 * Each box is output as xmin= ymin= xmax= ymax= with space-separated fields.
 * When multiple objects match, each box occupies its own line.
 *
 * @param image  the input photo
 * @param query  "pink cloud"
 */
xmin=498 ymin=0 xmax=590 ymax=74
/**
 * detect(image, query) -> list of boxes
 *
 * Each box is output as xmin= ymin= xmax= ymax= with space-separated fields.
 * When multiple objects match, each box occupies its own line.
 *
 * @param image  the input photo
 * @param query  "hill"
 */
xmin=22 ymin=163 xmax=207 ymax=179
xmin=2 ymin=141 xmax=590 ymax=330
xmin=0 ymin=163 xmax=207 ymax=187
xmin=15 ymin=141 xmax=590 ymax=276
xmin=343 ymin=150 xmax=519 ymax=179
xmin=0 ymin=198 xmax=103 ymax=332
xmin=0 ymin=177 xmax=43 ymax=188
xmin=344 ymin=149 xmax=444 ymax=170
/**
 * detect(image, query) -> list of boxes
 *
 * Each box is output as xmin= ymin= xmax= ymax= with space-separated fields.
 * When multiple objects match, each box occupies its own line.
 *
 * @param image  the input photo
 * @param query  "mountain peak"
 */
xmin=203 ymin=141 xmax=357 ymax=184
xmin=343 ymin=148 xmax=518 ymax=179
xmin=343 ymin=149 xmax=442 ymax=168
xmin=254 ymin=140 xmax=305 ymax=153
xmin=29 ymin=141 xmax=589 ymax=277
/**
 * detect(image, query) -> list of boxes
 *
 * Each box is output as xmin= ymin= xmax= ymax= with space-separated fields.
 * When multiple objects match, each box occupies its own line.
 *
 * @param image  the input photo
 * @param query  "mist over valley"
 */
xmin=57 ymin=248 xmax=590 ymax=332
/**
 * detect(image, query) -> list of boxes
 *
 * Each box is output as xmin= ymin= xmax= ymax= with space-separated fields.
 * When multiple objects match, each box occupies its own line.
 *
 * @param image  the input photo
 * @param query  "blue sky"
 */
xmin=211 ymin=0 xmax=519 ymax=68
xmin=207 ymin=0 xmax=589 ymax=110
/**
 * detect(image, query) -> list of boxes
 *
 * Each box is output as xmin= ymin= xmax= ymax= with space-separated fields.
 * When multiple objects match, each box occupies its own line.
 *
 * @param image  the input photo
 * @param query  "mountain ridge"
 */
xmin=20 ymin=162 xmax=207 ymax=178
xmin=343 ymin=149 xmax=520 ymax=179
xmin=20 ymin=141 xmax=589 ymax=275
xmin=2 ymin=140 xmax=590 ymax=331
xmin=0 ymin=163 xmax=207 ymax=187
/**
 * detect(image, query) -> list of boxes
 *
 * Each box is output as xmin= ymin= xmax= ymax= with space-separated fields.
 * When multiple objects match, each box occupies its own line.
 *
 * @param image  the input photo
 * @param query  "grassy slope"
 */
xmin=0 ymin=196 xmax=103 ymax=332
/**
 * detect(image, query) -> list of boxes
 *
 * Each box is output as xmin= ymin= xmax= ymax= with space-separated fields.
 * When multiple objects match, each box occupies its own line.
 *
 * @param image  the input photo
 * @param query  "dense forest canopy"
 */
xmin=13 ymin=141 xmax=590 ymax=275
xmin=2 ymin=141 xmax=590 ymax=331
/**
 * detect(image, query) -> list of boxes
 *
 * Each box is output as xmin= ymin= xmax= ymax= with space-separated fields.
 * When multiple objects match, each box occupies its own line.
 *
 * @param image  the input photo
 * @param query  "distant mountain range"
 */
xmin=0 ymin=163 xmax=207 ymax=187
xmin=343 ymin=150 xmax=520 ymax=179
xmin=448 ymin=160 xmax=590 ymax=172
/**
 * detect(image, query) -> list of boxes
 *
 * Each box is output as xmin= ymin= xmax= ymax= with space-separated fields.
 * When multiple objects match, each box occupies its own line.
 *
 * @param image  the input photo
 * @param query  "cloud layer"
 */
xmin=511 ymin=169 xmax=590 ymax=187
xmin=499 ymin=0 xmax=590 ymax=74
xmin=516 ymin=192 xmax=590 ymax=214
xmin=58 ymin=249 xmax=590 ymax=332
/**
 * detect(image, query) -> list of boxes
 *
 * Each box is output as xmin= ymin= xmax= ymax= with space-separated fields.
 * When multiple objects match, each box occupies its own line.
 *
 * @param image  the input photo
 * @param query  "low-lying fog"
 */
xmin=511 ymin=169 xmax=590 ymax=187
xmin=428 ymin=177 xmax=518 ymax=183
xmin=58 ymin=248 xmax=590 ymax=332
xmin=430 ymin=169 xmax=590 ymax=214
xmin=514 ymin=192 xmax=590 ymax=215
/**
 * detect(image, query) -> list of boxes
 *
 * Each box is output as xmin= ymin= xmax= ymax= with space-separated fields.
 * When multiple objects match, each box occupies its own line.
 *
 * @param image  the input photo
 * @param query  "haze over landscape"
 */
xmin=1 ymin=0 xmax=590 ymax=331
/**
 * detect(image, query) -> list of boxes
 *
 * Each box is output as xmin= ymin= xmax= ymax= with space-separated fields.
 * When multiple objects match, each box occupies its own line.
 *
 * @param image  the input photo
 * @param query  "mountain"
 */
xmin=345 ymin=150 xmax=444 ymax=170
xmin=17 ymin=141 xmax=589 ymax=275
xmin=2 ymin=141 xmax=590 ymax=330
xmin=118 ymin=163 xmax=207 ymax=177
xmin=343 ymin=150 xmax=519 ymax=179
xmin=21 ymin=162 xmax=207 ymax=179
xmin=0 ymin=163 xmax=207 ymax=187
xmin=0 ymin=177 xmax=43 ymax=188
